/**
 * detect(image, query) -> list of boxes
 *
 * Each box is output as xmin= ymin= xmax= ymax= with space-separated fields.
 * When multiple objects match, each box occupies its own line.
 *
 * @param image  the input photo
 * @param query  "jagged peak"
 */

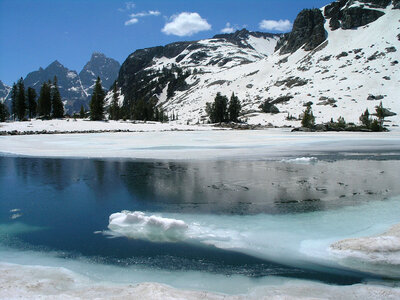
xmin=46 ymin=60 xmax=65 ymax=69
xmin=91 ymin=52 xmax=106 ymax=59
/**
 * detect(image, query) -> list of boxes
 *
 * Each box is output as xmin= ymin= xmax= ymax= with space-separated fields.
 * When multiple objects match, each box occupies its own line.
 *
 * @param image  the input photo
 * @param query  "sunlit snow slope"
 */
xmin=112 ymin=1 xmax=400 ymax=127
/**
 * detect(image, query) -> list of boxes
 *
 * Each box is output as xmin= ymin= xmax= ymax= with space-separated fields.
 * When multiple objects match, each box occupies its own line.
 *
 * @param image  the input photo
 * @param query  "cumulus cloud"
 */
xmin=259 ymin=19 xmax=292 ymax=32
xmin=124 ymin=10 xmax=161 ymax=26
xmin=220 ymin=22 xmax=236 ymax=34
xmin=162 ymin=12 xmax=211 ymax=36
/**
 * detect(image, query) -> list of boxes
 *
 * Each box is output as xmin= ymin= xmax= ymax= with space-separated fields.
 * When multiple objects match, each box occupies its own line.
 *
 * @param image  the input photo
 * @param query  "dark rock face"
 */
xmin=358 ymin=0 xmax=391 ymax=8
xmin=79 ymin=52 xmax=120 ymax=92
xmin=324 ymin=0 xmax=387 ymax=30
xmin=341 ymin=7 xmax=385 ymax=29
xmin=278 ymin=9 xmax=326 ymax=54
xmin=117 ymin=42 xmax=190 ymax=98
xmin=393 ymin=0 xmax=400 ymax=9
xmin=23 ymin=61 xmax=87 ymax=113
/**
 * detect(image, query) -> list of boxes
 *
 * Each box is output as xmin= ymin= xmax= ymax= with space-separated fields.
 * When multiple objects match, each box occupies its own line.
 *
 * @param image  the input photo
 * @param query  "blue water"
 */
xmin=1 ymin=155 xmax=400 ymax=287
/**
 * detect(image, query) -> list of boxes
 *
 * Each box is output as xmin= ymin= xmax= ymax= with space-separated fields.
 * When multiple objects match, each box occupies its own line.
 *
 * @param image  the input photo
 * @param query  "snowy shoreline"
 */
xmin=1 ymin=125 xmax=399 ymax=160
xmin=1 ymin=262 xmax=399 ymax=300
xmin=0 ymin=119 xmax=220 ymax=135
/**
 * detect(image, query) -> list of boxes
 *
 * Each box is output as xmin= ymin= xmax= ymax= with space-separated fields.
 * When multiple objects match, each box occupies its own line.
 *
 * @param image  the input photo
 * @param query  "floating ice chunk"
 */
xmin=10 ymin=213 xmax=22 ymax=220
xmin=330 ymin=223 xmax=400 ymax=275
xmin=281 ymin=157 xmax=318 ymax=164
xmin=9 ymin=208 xmax=21 ymax=213
xmin=107 ymin=211 xmax=189 ymax=242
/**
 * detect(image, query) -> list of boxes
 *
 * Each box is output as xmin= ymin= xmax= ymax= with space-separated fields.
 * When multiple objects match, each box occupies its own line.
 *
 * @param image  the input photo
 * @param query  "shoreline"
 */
xmin=1 ymin=262 xmax=399 ymax=300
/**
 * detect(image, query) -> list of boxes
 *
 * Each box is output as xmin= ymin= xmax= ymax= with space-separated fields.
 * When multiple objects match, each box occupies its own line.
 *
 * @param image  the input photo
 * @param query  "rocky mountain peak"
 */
xmin=79 ymin=52 xmax=120 ymax=91
xmin=46 ymin=60 xmax=65 ymax=71
xmin=277 ymin=9 xmax=326 ymax=54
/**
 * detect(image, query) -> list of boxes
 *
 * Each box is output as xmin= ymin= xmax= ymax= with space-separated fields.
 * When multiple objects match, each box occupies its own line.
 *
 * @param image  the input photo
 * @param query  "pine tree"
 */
xmin=109 ymin=84 xmax=120 ymax=120
xmin=0 ymin=101 xmax=9 ymax=122
xmin=10 ymin=83 xmax=17 ymax=120
xmin=80 ymin=105 xmax=85 ymax=118
xmin=16 ymin=78 xmax=26 ymax=120
xmin=375 ymin=101 xmax=385 ymax=127
xmin=359 ymin=108 xmax=371 ymax=128
xmin=301 ymin=105 xmax=315 ymax=128
xmin=206 ymin=92 xmax=228 ymax=123
xmin=27 ymin=87 xmax=37 ymax=118
xmin=90 ymin=77 xmax=105 ymax=121
xmin=228 ymin=92 xmax=241 ymax=122
xmin=37 ymin=81 xmax=52 ymax=118
xmin=51 ymin=76 xmax=64 ymax=118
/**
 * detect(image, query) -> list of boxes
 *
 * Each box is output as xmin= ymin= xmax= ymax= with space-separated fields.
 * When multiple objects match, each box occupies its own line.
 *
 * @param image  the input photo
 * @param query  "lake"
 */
xmin=1 ymin=152 xmax=400 ymax=295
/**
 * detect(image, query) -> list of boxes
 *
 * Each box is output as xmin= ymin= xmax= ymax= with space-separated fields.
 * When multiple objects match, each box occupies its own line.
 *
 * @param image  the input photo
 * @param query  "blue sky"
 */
xmin=0 ymin=0 xmax=331 ymax=86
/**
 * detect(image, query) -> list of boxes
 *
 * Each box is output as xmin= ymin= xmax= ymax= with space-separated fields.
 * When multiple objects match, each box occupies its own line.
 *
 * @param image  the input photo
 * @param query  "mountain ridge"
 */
xmin=3 ymin=53 xmax=120 ymax=114
xmin=110 ymin=0 xmax=399 ymax=127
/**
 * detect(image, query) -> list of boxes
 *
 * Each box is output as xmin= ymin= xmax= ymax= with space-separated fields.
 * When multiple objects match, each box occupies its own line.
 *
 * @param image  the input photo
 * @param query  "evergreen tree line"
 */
xmin=92 ymin=78 xmax=170 ymax=122
xmin=301 ymin=101 xmax=388 ymax=131
xmin=7 ymin=76 xmax=64 ymax=121
xmin=206 ymin=92 xmax=242 ymax=123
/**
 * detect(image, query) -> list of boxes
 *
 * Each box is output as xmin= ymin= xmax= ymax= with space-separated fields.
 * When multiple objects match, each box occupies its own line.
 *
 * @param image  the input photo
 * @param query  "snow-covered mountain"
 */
xmin=0 ymin=80 xmax=11 ymax=104
xmin=112 ymin=0 xmax=400 ymax=127
xmin=3 ymin=53 xmax=120 ymax=114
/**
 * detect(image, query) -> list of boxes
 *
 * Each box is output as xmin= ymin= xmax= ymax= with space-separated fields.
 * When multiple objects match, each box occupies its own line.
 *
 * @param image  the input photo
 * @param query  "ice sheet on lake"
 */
xmin=105 ymin=196 xmax=400 ymax=277
xmin=1 ymin=129 xmax=400 ymax=160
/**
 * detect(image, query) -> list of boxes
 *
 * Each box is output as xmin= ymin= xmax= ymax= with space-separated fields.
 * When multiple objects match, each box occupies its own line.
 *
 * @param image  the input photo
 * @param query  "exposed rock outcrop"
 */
xmin=278 ymin=9 xmax=326 ymax=54
xmin=324 ymin=0 xmax=388 ymax=30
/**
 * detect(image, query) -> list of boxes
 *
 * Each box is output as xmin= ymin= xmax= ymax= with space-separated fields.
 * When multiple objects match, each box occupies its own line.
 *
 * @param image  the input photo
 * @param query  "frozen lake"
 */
xmin=0 ymin=129 xmax=400 ymax=298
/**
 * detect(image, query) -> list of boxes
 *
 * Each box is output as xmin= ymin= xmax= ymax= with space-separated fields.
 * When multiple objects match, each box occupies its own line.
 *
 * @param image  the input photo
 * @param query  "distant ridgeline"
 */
xmin=2 ymin=53 xmax=120 ymax=114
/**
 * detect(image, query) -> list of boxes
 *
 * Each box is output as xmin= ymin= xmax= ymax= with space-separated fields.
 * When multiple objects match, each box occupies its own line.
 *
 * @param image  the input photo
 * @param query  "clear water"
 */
xmin=1 ymin=155 xmax=400 ymax=293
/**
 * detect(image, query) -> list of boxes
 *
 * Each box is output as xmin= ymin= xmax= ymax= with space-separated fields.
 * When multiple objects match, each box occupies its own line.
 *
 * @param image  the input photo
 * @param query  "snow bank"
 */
xmin=1 ymin=262 xmax=400 ymax=300
xmin=0 ymin=119 xmax=215 ymax=134
xmin=107 ymin=211 xmax=189 ymax=242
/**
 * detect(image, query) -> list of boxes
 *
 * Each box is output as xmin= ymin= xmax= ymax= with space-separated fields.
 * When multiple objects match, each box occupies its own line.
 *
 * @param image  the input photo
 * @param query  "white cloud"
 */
xmin=119 ymin=2 xmax=135 ymax=12
xmin=124 ymin=18 xmax=139 ymax=26
xmin=220 ymin=22 xmax=236 ymax=34
xmin=124 ymin=10 xmax=161 ymax=26
xmin=149 ymin=10 xmax=161 ymax=16
xmin=162 ymin=12 xmax=211 ymax=36
xmin=130 ymin=10 xmax=161 ymax=18
xmin=259 ymin=19 xmax=292 ymax=32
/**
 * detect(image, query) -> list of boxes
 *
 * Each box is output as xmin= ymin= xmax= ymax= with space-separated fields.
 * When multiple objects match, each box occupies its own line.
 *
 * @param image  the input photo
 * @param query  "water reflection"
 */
xmin=0 ymin=156 xmax=399 ymax=214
